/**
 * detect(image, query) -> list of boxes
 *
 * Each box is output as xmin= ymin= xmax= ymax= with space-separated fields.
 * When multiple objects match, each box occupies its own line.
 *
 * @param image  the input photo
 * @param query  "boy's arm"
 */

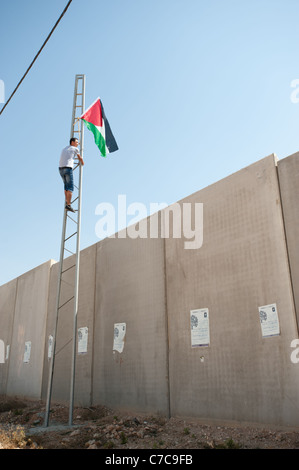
xmin=76 ymin=149 xmax=84 ymax=166
xmin=77 ymin=153 xmax=84 ymax=165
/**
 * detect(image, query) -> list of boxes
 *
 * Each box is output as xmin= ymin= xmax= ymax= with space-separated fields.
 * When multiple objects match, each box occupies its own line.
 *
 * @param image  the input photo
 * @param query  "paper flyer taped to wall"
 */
xmin=113 ymin=323 xmax=126 ymax=353
xmin=48 ymin=335 xmax=53 ymax=359
xmin=259 ymin=303 xmax=280 ymax=337
xmin=23 ymin=341 xmax=31 ymax=363
xmin=78 ymin=327 xmax=88 ymax=354
xmin=5 ymin=345 xmax=9 ymax=361
xmin=190 ymin=308 xmax=210 ymax=347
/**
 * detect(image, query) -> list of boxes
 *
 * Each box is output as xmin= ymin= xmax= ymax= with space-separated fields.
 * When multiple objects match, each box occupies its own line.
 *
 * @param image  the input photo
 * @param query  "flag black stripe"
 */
xmin=100 ymin=100 xmax=119 ymax=153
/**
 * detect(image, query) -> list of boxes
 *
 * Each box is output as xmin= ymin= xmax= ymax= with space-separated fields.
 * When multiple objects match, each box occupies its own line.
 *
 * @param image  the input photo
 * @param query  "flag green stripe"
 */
xmin=82 ymin=119 xmax=107 ymax=157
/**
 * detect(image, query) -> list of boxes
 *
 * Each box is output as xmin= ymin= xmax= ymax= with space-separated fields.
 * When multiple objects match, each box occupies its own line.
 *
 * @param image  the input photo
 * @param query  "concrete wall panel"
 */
xmin=0 ymin=279 xmax=17 ymax=394
xmin=165 ymin=155 xmax=299 ymax=426
xmin=277 ymin=151 xmax=299 ymax=327
xmin=92 ymin=229 xmax=169 ymax=416
xmin=41 ymin=245 xmax=96 ymax=407
xmin=6 ymin=261 xmax=54 ymax=399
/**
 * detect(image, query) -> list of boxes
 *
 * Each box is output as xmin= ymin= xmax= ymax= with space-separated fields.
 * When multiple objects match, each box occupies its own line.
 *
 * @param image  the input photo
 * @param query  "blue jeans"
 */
xmin=59 ymin=167 xmax=74 ymax=192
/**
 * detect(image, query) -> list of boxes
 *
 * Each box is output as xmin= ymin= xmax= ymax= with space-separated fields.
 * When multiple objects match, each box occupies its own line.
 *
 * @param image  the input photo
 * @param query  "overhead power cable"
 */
xmin=0 ymin=0 xmax=73 ymax=116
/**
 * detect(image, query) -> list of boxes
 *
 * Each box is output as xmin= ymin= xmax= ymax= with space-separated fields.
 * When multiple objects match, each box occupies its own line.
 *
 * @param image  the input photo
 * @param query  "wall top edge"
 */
xmin=4 ymin=150 xmax=299 ymax=286
xmin=0 ymin=259 xmax=57 ymax=288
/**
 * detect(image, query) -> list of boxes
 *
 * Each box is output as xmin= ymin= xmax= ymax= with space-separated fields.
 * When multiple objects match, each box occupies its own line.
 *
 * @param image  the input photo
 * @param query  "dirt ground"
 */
xmin=0 ymin=396 xmax=299 ymax=450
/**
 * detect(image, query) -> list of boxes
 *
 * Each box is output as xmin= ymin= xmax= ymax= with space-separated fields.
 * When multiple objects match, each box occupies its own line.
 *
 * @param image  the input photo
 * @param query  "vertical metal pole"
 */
xmin=69 ymin=75 xmax=85 ymax=425
xmin=44 ymin=208 xmax=67 ymax=427
xmin=70 ymin=77 xmax=79 ymax=141
xmin=44 ymin=74 xmax=85 ymax=427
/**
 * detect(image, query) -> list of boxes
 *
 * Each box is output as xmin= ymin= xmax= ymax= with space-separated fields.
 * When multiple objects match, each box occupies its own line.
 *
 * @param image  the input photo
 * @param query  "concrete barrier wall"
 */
xmin=92 ymin=228 xmax=169 ymax=415
xmin=0 ymin=279 xmax=17 ymax=394
xmin=41 ymin=245 xmax=96 ymax=406
xmin=277 ymin=151 xmax=299 ymax=329
xmin=1 ymin=152 xmax=299 ymax=427
xmin=40 ymin=224 xmax=169 ymax=415
xmin=165 ymin=155 xmax=299 ymax=426
xmin=4 ymin=261 xmax=54 ymax=399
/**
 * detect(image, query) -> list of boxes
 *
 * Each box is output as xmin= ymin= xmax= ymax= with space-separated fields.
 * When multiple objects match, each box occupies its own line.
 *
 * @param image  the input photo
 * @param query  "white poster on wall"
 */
xmin=6 ymin=345 xmax=10 ymax=361
xmin=78 ymin=327 xmax=88 ymax=354
xmin=190 ymin=308 xmax=210 ymax=347
xmin=48 ymin=335 xmax=53 ymax=359
xmin=113 ymin=323 xmax=126 ymax=353
xmin=259 ymin=303 xmax=280 ymax=338
xmin=23 ymin=341 xmax=31 ymax=363
xmin=0 ymin=340 xmax=4 ymax=364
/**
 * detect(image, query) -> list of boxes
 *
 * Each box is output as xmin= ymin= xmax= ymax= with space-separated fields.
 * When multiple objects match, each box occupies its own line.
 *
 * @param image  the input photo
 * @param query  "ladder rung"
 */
xmin=64 ymin=247 xmax=75 ymax=255
xmin=62 ymin=264 xmax=76 ymax=274
xmin=65 ymin=231 xmax=77 ymax=242
xmin=58 ymin=296 xmax=74 ymax=310
xmin=54 ymin=338 xmax=73 ymax=357
xmin=61 ymin=278 xmax=74 ymax=288
xmin=71 ymin=197 xmax=78 ymax=204
xmin=67 ymin=214 xmax=78 ymax=224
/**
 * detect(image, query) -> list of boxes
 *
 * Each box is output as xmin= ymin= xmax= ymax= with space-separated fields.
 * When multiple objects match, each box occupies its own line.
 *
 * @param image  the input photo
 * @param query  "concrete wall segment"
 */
xmin=41 ymin=245 xmax=96 ymax=407
xmin=277 ymin=151 xmax=299 ymax=330
xmin=92 ymin=227 xmax=169 ymax=416
xmin=5 ymin=260 xmax=55 ymax=399
xmin=0 ymin=278 xmax=17 ymax=394
xmin=165 ymin=154 xmax=299 ymax=426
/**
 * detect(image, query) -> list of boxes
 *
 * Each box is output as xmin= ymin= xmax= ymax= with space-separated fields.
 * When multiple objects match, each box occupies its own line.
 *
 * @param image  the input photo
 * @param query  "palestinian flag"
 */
xmin=80 ymin=98 xmax=118 ymax=157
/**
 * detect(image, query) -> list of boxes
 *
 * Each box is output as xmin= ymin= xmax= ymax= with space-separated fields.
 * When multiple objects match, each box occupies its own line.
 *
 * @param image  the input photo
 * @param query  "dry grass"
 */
xmin=0 ymin=425 xmax=40 ymax=449
xmin=0 ymin=397 xmax=41 ymax=449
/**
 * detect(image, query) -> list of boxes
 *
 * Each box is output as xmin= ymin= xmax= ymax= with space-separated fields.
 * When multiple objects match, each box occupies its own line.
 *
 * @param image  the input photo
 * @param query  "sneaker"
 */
xmin=65 ymin=204 xmax=75 ymax=213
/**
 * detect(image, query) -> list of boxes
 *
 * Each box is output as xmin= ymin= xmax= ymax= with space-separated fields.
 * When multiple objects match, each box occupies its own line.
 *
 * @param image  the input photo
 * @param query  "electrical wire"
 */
xmin=0 ymin=0 xmax=73 ymax=116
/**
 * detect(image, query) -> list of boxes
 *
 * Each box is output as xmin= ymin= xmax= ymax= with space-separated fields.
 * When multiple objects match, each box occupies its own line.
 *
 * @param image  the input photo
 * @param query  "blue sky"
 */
xmin=1 ymin=0 xmax=299 ymax=285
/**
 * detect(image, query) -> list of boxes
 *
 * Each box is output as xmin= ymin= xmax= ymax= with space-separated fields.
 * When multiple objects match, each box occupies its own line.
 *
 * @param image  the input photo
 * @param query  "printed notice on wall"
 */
xmin=190 ymin=309 xmax=210 ymax=347
xmin=23 ymin=341 xmax=31 ymax=363
xmin=5 ymin=345 xmax=10 ymax=361
xmin=0 ymin=340 xmax=4 ymax=364
xmin=259 ymin=303 xmax=280 ymax=338
xmin=48 ymin=335 xmax=53 ymax=359
xmin=78 ymin=327 xmax=88 ymax=354
xmin=113 ymin=323 xmax=126 ymax=353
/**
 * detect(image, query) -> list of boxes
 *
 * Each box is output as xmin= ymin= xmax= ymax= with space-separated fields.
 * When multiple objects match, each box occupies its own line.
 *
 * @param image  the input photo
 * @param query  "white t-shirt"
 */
xmin=59 ymin=145 xmax=80 ymax=169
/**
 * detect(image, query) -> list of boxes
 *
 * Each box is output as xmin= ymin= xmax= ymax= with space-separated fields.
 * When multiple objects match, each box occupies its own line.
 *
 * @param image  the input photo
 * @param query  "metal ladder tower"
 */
xmin=44 ymin=74 xmax=86 ymax=427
